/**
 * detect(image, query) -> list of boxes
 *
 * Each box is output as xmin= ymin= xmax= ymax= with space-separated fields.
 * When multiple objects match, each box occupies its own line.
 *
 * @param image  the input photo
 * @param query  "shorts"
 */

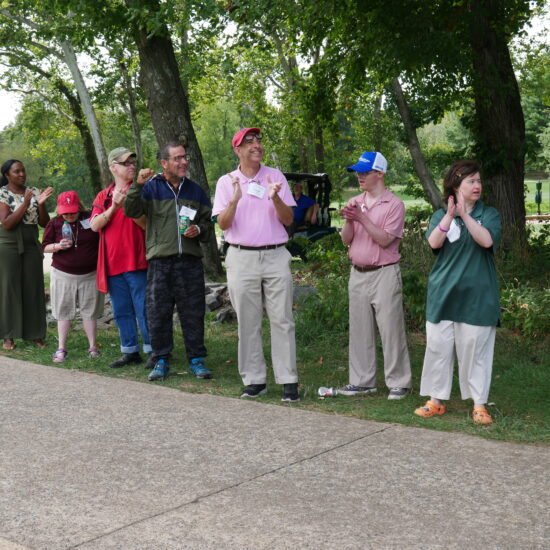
xmin=50 ymin=267 xmax=104 ymax=320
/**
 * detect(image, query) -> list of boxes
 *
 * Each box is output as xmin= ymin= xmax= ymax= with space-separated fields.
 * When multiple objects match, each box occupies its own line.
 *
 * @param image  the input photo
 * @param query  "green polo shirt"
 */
xmin=426 ymin=201 xmax=501 ymax=326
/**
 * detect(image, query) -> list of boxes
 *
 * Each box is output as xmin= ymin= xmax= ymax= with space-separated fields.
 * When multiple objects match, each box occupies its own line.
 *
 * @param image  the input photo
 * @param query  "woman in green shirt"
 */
xmin=414 ymin=160 xmax=501 ymax=425
xmin=0 ymin=159 xmax=52 ymax=350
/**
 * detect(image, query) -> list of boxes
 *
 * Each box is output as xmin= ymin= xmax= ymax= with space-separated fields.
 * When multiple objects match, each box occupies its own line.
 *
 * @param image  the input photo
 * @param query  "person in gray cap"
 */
xmin=338 ymin=151 xmax=412 ymax=400
xmin=90 ymin=147 xmax=153 ymax=369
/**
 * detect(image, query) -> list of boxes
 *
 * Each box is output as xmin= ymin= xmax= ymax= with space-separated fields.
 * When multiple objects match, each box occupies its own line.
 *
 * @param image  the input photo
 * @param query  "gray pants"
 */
xmin=348 ymin=263 xmax=411 ymax=389
xmin=225 ymin=246 xmax=297 ymax=385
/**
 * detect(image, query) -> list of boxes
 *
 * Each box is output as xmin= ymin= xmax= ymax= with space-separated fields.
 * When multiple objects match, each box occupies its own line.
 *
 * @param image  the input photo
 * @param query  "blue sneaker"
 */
xmin=189 ymin=357 xmax=212 ymax=379
xmin=148 ymin=359 xmax=169 ymax=381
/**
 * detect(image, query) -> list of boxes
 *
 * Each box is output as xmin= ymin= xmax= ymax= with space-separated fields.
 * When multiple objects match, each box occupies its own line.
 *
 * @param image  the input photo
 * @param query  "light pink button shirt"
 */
xmin=347 ymin=189 xmax=405 ymax=266
xmin=213 ymin=165 xmax=296 ymax=247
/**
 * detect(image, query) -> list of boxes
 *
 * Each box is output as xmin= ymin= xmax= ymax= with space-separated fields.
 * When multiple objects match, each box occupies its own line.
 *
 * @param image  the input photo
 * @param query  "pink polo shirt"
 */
xmin=213 ymin=165 xmax=296 ymax=247
xmin=347 ymin=189 xmax=405 ymax=266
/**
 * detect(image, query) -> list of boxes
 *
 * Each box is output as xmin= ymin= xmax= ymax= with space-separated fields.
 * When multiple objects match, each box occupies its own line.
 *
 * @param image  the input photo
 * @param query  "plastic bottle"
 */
xmin=318 ymin=387 xmax=338 ymax=397
xmin=61 ymin=221 xmax=73 ymax=245
xmin=178 ymin=215 xmax=190 ymax=234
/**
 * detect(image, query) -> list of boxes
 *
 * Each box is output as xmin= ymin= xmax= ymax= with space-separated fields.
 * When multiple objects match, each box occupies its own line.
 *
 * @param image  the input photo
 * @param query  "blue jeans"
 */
xmin=108 ymin=270 xmax=151 ymax=354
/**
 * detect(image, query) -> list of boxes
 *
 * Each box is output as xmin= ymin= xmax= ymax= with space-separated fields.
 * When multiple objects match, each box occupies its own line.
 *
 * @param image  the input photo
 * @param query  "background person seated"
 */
xmin=290 ymin=182 xmax=319 ymax=234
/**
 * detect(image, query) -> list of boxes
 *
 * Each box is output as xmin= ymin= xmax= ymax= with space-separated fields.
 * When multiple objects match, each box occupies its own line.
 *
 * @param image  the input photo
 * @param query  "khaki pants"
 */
xmin=226 ymin=246 xmax=297 ymax=385
xmin=420 ymin=321 xmax=495 ymax=404
xmin=348 ymin=264 xmax=411 ymax=389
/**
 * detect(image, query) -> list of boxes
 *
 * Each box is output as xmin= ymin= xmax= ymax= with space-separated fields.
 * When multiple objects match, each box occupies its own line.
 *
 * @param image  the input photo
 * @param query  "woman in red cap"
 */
xmin=0 ymin=159 xmax=52 ymax=350
xmin=42 ymin=191 xmax=103 ymax=362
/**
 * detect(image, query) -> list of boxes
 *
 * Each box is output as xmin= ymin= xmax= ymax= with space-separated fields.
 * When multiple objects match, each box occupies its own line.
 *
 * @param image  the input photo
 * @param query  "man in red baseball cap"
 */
xmin=213 ymin=127 xmax=300 ymax=402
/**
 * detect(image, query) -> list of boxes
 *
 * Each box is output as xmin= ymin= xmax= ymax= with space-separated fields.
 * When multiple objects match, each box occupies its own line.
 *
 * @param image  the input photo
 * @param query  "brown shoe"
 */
xmin=472 ymin=407 xmax=493 ymax=425
xmin=414 ymin=400 xmax=446 ymax=418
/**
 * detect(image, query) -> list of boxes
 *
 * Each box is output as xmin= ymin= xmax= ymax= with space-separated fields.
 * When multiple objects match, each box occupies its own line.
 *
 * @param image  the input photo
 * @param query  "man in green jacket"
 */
xmin=125 ymin=141 xmax=213 ymax=381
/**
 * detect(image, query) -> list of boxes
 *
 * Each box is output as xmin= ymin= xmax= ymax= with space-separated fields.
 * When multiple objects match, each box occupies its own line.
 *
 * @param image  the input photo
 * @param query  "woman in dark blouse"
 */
xmin=42 ymin=191 xmax=104 ymax=362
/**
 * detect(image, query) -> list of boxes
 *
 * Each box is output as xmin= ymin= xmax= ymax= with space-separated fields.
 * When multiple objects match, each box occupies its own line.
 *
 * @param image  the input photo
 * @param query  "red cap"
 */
xmin=232 ymin=127 xmax=261 ymax=148
xmin=57 ymin=191 xmax=80 ymax=214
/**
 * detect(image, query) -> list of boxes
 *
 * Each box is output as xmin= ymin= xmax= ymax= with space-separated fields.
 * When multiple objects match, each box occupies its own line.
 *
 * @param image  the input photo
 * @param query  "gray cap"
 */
xmin=108 ymin=147 xmax=136 ymax=165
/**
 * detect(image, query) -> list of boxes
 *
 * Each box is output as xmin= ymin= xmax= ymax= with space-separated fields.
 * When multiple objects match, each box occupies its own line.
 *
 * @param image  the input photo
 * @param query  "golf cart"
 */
xmin=284 ymin=172 xmax=337 ymax=260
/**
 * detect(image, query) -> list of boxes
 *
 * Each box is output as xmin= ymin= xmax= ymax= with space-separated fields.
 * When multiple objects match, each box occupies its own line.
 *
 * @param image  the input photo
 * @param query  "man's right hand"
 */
xmin=137 ymin=168 xmax=155 ymax=185
xmin=112 ymin=188 xmax=127 ymax=209
xmin=230 ymin=175 xmax=242 ymax=202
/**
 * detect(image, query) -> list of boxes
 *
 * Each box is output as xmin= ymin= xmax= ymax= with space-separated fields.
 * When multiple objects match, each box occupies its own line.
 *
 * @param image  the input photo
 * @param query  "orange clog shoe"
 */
xmin=472 ymin=407 xmax=493 ymax=425
xmin=414 ymin=400 xmax=446 ymax=418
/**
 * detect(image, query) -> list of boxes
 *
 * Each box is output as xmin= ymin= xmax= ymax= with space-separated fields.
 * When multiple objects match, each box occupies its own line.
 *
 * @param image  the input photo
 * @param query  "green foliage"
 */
xmin=400 ymin=215 xmax=433 ymax=331
xmin=500 ymin=281 xmax=550 ymax=341
xmin=193 ymin=100 xmax=240 ymax=185
xmin=401 ymin=269 xmax=427 ymax=332
xmin=495 ymin=224 xmax=549 ymax=341
xmin=294 ymin=233 xmax=349 ymax=346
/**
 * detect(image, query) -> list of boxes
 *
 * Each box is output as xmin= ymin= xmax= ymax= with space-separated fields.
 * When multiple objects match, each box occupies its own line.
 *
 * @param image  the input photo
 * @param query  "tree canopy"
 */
xmin=1 ymin=0 xmax=547 ymax=250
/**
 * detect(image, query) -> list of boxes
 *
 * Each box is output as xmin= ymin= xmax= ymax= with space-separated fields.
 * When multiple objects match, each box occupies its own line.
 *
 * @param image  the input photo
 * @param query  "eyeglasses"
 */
xmin=242 ymin=134 xmax=263 ymax=144
xmin=167 ymin=154 xmax=191 ymax=162
xmin=114 ymin=160 xmax=137 ymax=167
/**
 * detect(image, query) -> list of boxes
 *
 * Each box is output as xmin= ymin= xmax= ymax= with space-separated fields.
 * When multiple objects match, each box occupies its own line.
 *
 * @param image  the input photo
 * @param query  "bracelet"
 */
xmin=438 ymin=224 xmax=449 ymax=233
xmin=102 ymin=212 xmax=110 ymax=222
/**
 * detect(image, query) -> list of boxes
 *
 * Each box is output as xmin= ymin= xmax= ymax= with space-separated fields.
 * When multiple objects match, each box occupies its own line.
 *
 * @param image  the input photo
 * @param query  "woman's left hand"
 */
xmin=456 ymin=189 xmax=467 ymax=218
xmin=37 ymin=187 xmax=53 ymax=205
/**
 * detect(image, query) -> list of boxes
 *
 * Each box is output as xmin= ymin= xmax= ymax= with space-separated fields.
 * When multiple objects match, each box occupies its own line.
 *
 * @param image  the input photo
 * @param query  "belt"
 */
xmin=230 ymin=243 xmax=285 ymax=251
xmin=353 ymin=262 xmax=398 ymax=272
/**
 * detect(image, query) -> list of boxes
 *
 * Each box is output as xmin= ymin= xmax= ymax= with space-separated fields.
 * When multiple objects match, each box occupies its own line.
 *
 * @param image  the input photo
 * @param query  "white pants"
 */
xmin=225 ymin=246 xmax=297 ymax=385
xmin=420 ymin=321 xmax=496 ymax=404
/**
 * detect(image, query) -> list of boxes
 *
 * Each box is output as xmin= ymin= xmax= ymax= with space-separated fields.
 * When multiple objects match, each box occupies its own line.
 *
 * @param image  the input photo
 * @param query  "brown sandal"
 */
xmin=3 ymin=339 xmax=16 ymax=350
xmin=472 ymin=407 xmax=493 ymax=425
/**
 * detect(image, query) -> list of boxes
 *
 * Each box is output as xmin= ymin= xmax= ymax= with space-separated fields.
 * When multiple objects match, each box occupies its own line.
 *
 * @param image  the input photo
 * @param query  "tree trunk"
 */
xmin=1 ymin=52 xmax=102 ymax=195
xmin=60 ymin=40 xmax=111 ymax=189
xmin=372 ymin=93 xmax=383 ymax=152
xmin=299 ymin=136 xmax=310 ymax=173
xmin=128 ymin=5 xmax=222 ymax=277
xmin=119 ymin=61 xmax=143 ymax=166
xmin=390 ymin=78 xmax=443 ymax=210
xmin=314 ymin=123 xmax=325 ymax=173
xmin=61 ymin=84 xmax=102 ymax=195
xmin=468 ymin=0 xmax=526 ymax=248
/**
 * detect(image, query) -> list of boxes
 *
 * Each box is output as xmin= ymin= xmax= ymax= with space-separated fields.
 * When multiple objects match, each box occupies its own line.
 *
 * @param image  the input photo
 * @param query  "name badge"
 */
xmin=247 ymin=182 xmax=265 ymax=199
xmin=80 ymin=218 xmax=92 ymax=229
xmin=179 ymin=205 xmax=197 ymax=220
xmin=446 ymin=219 xmax=461 ymax=243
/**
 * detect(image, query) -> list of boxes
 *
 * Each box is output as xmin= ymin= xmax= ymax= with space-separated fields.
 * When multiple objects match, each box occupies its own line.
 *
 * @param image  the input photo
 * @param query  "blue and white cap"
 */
xmin=346 ymin=151 xmax=387 ymax=173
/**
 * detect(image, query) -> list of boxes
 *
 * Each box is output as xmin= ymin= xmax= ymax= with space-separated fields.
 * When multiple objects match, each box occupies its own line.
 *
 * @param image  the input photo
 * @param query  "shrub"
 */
xmin=500 ymin=281 xmax=550 ymax=341
xmin=401 ymin=269 xmax=427 ymax=332
xmin=294 ymin=233 xmax=349 ymax=346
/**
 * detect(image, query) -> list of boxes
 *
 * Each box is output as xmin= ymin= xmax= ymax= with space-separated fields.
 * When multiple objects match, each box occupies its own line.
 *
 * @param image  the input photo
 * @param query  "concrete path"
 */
xmin=0 ymin=357 xmax=548 ymax=550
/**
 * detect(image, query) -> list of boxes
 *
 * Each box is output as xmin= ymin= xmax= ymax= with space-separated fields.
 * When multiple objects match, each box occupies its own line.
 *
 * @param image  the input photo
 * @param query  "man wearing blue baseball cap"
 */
xmin=338 ymin=151 xmax=412 ymax=400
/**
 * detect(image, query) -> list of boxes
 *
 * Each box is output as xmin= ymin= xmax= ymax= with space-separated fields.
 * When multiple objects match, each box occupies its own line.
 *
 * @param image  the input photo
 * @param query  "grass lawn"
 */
xmin=2 ymin=314 xmax=548 ymax=446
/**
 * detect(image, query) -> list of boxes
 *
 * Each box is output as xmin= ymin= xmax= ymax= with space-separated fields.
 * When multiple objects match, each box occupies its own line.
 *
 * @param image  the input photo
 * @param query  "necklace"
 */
xmin=70 ymin=221 xmax=79 ymax=248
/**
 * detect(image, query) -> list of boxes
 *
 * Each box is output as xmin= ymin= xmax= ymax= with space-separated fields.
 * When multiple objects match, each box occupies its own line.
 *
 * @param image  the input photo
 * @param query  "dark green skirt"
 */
xmin=0 ymin=223 xmax=46 ymax=340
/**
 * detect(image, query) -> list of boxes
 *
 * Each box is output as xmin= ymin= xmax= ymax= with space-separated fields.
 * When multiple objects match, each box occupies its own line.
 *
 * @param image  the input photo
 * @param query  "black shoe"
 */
xmin=281 ymin=383 xmax=300 ymax=402
xmin=240 ymin=384 xmax=267 ymax=398
xmin=144 ymin=354 xmax=156 ymax=370
xmin=109 ymin=352 xmax=143 ymax=368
